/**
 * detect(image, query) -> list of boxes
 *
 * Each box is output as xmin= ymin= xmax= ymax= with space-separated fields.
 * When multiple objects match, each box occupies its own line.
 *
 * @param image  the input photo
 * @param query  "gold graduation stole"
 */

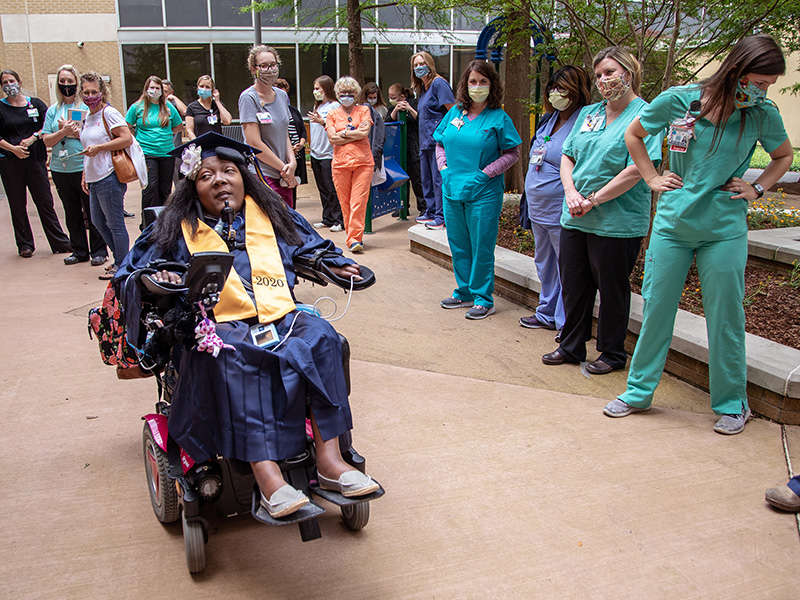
xmin=181 ymin=195 xmax=296 ymax=323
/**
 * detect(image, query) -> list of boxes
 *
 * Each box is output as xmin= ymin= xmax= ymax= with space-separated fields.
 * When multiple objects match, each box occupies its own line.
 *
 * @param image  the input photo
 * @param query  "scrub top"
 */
xmin=433 ymin=105 xmax=522 ymax=202
xmin=561 ymin=97 xmax=663 ymax=238
xmin=44 ymin=101 xmax=87 ymax=173
xmin=639 ymin=84 xmax=788 ymax=242
xmin=326 ymin=104 xmax=374 ymax=169
xmin=125 ymin=101 xmax=182 ymax=157
xmin=418 ymin=77 xmax=455 ymax=150
xmin=525 ymin=109 xmax=580 ymax=226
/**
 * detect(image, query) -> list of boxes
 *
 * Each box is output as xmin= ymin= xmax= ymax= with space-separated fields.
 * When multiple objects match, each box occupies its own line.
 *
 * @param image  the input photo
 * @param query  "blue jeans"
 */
xmin=89 ymin=171 xmax=129 ymax=267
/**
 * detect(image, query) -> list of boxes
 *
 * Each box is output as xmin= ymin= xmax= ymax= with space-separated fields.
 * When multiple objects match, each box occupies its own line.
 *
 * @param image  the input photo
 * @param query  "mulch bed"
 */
xmin=497 ymin=204 xmax=800 ymax=349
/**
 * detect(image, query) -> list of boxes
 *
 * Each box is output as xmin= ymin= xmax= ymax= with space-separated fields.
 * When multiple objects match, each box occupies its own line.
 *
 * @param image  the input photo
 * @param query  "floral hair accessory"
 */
xmin=179 ymin=144 xmax=203 ymax=180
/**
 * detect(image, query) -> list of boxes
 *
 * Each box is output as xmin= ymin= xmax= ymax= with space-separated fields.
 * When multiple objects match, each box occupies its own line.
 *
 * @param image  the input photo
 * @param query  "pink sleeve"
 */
xmin=435 ymin=143 xmax=447 ymax=171
xmin=482 ymin=146 xmax=520 ymax=178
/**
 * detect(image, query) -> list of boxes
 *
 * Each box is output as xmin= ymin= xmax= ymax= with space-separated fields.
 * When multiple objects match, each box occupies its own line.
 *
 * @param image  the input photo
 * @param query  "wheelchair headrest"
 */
xmin=143 ymin=206 xmax=165 ymax=228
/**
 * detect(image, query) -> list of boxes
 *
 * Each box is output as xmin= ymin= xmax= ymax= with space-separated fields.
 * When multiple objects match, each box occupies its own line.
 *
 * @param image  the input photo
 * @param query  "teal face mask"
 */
xmin=734 ymin=77 xmax=766 ymax=109
xmin=198 ymin=88 xmax=213 ymax=99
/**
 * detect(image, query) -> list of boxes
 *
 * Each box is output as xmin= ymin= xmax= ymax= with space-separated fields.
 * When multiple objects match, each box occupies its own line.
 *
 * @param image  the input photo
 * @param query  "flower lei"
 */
xmin=179 ymin=144 xmax=203 ymax=180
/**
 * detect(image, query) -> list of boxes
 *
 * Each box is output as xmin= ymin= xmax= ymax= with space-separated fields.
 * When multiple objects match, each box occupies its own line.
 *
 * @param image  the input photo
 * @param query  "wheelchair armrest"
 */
xmin=133 ymin=261 xmax=190 ymax=297
xmin=293 ymin=250 xmax=376 ymax=291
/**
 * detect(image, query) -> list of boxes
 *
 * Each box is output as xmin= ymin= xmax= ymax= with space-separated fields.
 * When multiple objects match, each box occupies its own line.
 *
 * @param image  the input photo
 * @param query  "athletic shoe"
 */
xmin=465 ymin=305 xmax=495 ymax=320
xmin=765 ymin=485 xmax=800 ymax=512
xmin=519 ymin=315 xmax=555 ymax=329
xmin=441 ymin=297 xmax=473 ymax=309
xmin=313 ymin=222 xmax=327 ymax=229
xmin=425 ymin=222 xmax=445 ymax=230
xmin=330 ymin=224 xmax=344 ymax=232
xmin=713 ymin=408 xmax=751 ymax=435
xmin=415 ymin=215 xmax=434 ymax=223
xmin=603 ymin=399 xmax=651 ymax=417
xmin=349 ymin=242 xmax=364 ymax=253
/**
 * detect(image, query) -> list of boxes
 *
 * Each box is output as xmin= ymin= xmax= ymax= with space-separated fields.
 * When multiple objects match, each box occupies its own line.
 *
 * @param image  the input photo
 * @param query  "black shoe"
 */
xmin=64 ymin=254 xmax=89 ymax=265
xmin=90 ymin=255 xmax=109 ymax=267
xmin=19 ymin=248 xmax=33 ymax=258
xmin=585 ymin=359 xmax=622 ymax=375
xmin=123 ymin=210 xmax=135 ymax=218
xmin=542 ymin=349 xmax=575 ymax=366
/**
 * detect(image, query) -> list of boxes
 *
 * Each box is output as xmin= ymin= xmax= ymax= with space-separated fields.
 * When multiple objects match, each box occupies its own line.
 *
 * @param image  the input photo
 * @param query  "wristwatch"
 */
xmin=752 ymin=183 xmax=764 ymax=198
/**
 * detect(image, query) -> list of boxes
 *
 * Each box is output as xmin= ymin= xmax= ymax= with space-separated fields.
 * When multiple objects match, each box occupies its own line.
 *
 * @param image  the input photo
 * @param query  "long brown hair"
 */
xmin=455 ymin=60 xmax=503 ymax=112
xmin=313 ymin=76 xmax=336 ymax=109
xmin=137 ymin=75 xmax=171 ymax=127
xmin=699 ymin=34 xmax=785 ymax=153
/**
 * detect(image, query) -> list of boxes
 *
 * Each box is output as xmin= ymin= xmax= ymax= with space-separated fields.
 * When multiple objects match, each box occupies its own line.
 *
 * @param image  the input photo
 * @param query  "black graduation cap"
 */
xmin=170 ymin=131 xmax=261 ymax=168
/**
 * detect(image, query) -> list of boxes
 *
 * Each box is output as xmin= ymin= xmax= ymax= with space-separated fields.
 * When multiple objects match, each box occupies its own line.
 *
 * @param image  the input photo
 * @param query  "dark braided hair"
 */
xmin=152 ymin=162 xmax=302 ymax=251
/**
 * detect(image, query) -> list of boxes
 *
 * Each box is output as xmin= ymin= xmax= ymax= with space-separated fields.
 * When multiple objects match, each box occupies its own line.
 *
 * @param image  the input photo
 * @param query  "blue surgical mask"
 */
xmin=339 ymin=95 xmax=354 ymax=107
xmin=414 ymin=65 xmax=430 ymax=78
xmin=198 ymin=88 xmax=213 ymax=99
xmin=734 ymin=77 xmax=767 ymax=109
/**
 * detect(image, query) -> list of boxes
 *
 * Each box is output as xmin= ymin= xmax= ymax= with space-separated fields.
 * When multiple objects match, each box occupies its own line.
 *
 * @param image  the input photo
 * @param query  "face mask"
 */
xmin=596 ymin=73 xmax=630 ymax=101
xmin=198 ymin=88 xmax=212 ymax=99
xmin=58 ymin=83 xmax=78 ymax=98
xmin=2 ymin=82 xmax=20 ymax=97
xmin=389 ymin=98 xmax=398 ymax=106
xmin=468 ymin=85 xmax=490 ymax=103
xmin=734 ymin=77 xmax=767 ymax=109
xmin=83 ymin=94 xmax=103 ymax=109
xmin=548 ymin=90 xmax=571 ymax=112
xmin=258 ymin=69 xmax=278 ymax=86
xmin=147 ymin=88 xmax=162 ymax=101
xmin=414 ymin=65 xmax=430 ymax=78
xmin=313 ymin=89 xmax=324 ymax=101
xmin=339 ymin=95 xmax=354 ymax=107
xmin=367 ymin=97 xmax=377 ymax=106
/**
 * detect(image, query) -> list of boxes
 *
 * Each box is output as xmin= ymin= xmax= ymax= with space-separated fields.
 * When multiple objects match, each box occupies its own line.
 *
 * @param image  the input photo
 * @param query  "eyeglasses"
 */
xmin=257 ymin=63 xmax=279 ymax=72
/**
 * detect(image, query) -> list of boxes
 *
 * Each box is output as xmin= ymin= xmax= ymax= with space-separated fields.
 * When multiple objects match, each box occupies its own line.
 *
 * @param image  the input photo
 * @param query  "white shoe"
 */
xmin=313 ymin=222 xmax=326 ymax=229
xmin=260 ymin=484 xmax=309 ymax=518
xmin=330 ymin=224 xmax=344 ymax=232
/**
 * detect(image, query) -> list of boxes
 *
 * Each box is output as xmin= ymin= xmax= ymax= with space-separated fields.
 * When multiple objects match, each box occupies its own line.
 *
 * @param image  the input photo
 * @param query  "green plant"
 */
xmin=749 ymin=145 xmax=800 ymax=172
xmin=743 ymin=276 xmax=771 ymax=307
xmin=747 ymin=194 xmax=800 ymax=230
xmin=780 ymin=260 xmax=800 ymax=289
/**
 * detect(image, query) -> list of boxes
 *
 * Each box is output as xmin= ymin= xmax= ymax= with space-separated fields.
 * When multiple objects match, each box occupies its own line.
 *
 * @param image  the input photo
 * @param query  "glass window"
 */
xmin=270 ymin=45 xmax=298 ymax=102
xmin=417 ymin=8 xmax=449 ymax=31
xmin=378 ymin=45 xmax=414 ymax=99
xmin=417 ymin=44 xmax=450 ymax=82
xmin=122 ymin=44 xmax=167 ymax=109
xmin=212 ymin=0 xmax=252 ymax=26
xmin=338 ymin=44 xmax=376 ymax=83
xmin=454 ymin=9 xmax=485 ymax=31
xmin=298 ymin=44 xmax=338 ymax=114
xmin=165 ymin=0 xmax=209 ymax=27
xmin=168 ymin=45 xmax=212 ymax=105
xmin=452 ymin=46 xmax=476 ymax=82
xmin=118 ymin=0 xmax=163 ymax=27
xmin=297 ymin=0 xmax=336 ymax=28
xmin=257 ymin=4 xmax=293 ymax=27
xmin=212 ymin=44 xmax=253 ymax=120
xmin=379 ymin=5 xmax=414 ymax=29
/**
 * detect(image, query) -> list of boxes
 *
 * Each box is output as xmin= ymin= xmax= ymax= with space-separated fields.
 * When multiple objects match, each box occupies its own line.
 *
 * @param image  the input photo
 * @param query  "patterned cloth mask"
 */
xmin=2 ymin=82 xmax=20 ymax=97
xmin=734 ymin=77 xmax=767 ymax=109
xmin=313 ymin=89 xmax=324 ymax=101
xmin=596 ymin=73 xmax=630 ymax=101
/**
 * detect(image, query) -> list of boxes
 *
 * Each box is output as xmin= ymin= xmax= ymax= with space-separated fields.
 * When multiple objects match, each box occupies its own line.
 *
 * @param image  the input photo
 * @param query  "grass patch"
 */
xmin=749 ymin=145 xmax=800 ymax=171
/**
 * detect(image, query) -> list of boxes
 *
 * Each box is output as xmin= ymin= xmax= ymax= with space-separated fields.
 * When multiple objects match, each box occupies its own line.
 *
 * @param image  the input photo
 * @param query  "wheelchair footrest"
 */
xmin=250 ymin=487 xmax=326 ymax=526
xmin=307 ymin=481 xmax=385 ymax=506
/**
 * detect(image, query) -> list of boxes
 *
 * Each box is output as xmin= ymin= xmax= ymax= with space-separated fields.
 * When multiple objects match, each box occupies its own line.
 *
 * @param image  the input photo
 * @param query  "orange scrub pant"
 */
xmin=331 ymin=163 xmax=373 ymax=247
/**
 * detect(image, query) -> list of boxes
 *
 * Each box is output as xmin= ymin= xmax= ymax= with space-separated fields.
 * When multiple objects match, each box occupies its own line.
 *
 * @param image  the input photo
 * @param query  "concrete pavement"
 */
xmin=1 ymin=177 xmax=799 ymax=598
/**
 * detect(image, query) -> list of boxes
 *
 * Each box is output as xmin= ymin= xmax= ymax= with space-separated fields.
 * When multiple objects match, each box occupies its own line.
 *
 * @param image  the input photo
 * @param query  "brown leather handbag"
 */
xmin=101 ymin=107 xmax=138 ymax=183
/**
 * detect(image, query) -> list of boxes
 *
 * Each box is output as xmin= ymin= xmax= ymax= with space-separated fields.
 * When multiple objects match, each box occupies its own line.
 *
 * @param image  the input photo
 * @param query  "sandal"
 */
xmin=98 ymin=266 xmax=118 ymax=280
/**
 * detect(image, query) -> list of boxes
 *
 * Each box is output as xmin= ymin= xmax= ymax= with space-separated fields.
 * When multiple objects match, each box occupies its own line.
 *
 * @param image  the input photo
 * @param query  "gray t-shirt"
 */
xmin=238 ymin=85 xmax=291 ymax=179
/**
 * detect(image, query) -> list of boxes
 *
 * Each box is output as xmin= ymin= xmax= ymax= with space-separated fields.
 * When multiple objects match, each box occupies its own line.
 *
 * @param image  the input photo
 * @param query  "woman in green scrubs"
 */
xmin=605 ymin=35 xmax=793 ymax=435
xmin=433 ymin=60 xmax=521 ymax=320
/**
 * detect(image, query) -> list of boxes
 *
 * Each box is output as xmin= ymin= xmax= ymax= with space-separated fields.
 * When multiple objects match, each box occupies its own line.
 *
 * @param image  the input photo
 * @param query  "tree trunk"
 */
xmin=347 ymin=0 xmax=365 ymax=84
xmin=503 ymin=10 xmax=532 ymax=194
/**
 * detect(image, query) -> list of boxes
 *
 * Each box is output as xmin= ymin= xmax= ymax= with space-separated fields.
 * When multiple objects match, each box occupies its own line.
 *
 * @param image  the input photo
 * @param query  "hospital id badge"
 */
xmin=257 ymin=111 xmax=273 ymax=124
xmin=58 ymin=149 xmax=69 ymax=159
xmin=580 ymin=112 xmax=604 ymax=132
xmin=27 ymin=108 xmax=39 ymax=119
xmin=530 ymin=147 xmax=546 ymax=166
xmin=249 ymin=322 xmax=280 ymax=348
xmin=207 ymin=113 xmax=218 ymax=125
xmin=667 ymin=123 xmax=693 ymax=153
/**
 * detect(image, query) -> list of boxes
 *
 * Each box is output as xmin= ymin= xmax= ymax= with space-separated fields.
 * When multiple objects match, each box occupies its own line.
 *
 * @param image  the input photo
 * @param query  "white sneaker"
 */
xmin=313 ymin=222 xmax=326 ymax=229
xmin=330 ymin=224 xmax=344 ymax=232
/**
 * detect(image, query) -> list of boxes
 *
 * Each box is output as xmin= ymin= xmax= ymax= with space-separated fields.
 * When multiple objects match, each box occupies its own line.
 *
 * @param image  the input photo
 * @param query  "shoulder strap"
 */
xmin=101 ymin=106 xmax=115 ymax=139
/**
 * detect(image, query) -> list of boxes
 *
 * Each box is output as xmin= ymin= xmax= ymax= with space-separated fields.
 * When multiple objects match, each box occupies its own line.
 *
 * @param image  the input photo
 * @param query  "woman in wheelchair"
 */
xmin=116 ymin=132 xmax=378 ymax=519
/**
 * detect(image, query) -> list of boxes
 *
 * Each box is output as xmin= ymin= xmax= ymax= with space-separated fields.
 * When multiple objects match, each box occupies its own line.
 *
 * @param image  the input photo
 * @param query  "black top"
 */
xmin=398 ymin=97 xmax=419 ymax=154
xmin=185 ymin=99 xmax=222 ymax=136
xmin=286 ymin=103 xmax=308 ymax=184
xmin=0 ymin=97 xmax=48 ymax=162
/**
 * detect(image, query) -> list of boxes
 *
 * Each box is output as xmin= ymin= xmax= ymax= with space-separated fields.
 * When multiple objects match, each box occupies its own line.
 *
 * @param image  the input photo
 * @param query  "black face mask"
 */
xmin=58 ymin=83 xmax=78 ymax=98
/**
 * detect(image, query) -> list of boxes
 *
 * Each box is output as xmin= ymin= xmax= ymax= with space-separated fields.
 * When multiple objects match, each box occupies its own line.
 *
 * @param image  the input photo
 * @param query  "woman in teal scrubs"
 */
xmin=433 ymin=60 xmax=521 ymax=320
xmin=605 ymin=35 xmax=793 ymax=435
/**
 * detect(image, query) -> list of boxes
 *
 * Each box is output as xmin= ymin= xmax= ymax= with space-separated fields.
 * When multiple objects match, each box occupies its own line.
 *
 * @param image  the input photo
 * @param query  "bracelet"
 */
xmin=586 ymin=191 xmax=599 ymax=206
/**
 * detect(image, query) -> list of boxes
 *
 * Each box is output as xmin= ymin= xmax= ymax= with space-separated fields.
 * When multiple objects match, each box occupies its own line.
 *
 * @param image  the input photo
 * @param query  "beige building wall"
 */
xmin=0 ymin=2 xmax=124 ymax=109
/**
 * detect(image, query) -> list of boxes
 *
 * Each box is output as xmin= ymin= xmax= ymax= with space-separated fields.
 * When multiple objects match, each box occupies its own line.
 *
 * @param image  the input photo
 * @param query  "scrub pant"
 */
xmin=619 ymin=232 xmax=749 ymax=416
xmin=51 ymin=171 xmax=107 ymax=261
xmin=310 ymin=157 xmax=343 ymax=226
xmin=558 ymin=228 xmax=642 ymax=368
xmin=264 ymin=175 xmax=295 ymax=209
xmin=419 ymin=147 xmax=444 ymax=225
xmin=0 ymin=158 xmax=71 ymax=254
xmin=531 ymin=221 xmax=565 ymax=330
xmin=443 ymin=192 xmax=503 ymax=308
xmin=331 ymin=162 xmax=372 ymax=247
xmin=142 ymin=156 xmax=175 ymax=220
xmin=89 ymin=171 xmax=129 ymax=267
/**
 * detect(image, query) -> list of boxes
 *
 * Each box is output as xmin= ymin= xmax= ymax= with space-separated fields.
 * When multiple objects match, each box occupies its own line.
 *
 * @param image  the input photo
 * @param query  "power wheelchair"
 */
xmin=130 ymin=209 xmax=383 ymax=574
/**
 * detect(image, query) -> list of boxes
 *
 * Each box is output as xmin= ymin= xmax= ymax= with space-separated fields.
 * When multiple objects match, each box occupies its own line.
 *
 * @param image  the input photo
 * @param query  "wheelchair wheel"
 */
xmin=182 ymin=511 xmax=207 ymax=574
xmin=143 ymin=423 xmax=179 ymax=523
xmin=341 ymin=502 xmax=370 ymax=531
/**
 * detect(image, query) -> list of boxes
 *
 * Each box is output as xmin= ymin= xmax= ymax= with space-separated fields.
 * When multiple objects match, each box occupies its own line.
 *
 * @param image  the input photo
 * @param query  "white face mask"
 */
xmin=147 ymin=88 xmax=162 ymax=101
xmin=468 ymin=85 xmax=490 ymax=103
xmin=367 ymin=97 xmax=377 ymax=106
xmin=313 ymin=89 xmax=324 ymax=101
xmin=548 ymin=90 xmax=571 ymax=112
xmin=339 ymin=95 xmax=354 ymax=107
